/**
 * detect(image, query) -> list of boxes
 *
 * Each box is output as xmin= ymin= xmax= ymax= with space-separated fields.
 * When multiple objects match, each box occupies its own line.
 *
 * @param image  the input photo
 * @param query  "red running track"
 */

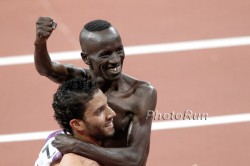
xmin=0 ymin=0 xmax=250 ymax=165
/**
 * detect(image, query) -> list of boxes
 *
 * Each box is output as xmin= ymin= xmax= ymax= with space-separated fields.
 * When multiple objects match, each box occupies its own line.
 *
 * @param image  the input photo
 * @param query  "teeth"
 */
xmin=109 ymin=66 xmax=120 ymax=72
xmin=106 ymin=122 xmax=113 ymax=127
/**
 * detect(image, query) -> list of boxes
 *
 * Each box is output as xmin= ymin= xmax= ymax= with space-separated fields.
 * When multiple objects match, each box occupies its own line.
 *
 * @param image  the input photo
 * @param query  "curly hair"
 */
xmin=84 ymin=19 xmax=111 ymax=32
xmin=53 ymin=77 xmax=98 ymax=134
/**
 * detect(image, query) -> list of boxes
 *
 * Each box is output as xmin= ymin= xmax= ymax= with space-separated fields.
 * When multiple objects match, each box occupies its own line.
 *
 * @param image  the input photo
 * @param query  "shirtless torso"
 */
xmin=35 ymin=17 xmax=157 ymax=166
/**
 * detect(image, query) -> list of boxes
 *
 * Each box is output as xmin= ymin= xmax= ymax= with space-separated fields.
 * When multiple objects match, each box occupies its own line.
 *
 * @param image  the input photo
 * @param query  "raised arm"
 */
xmin=34 ymin=17 xmax=85 ymax=83
xmin=53 ymin=84 xmax=157 ymax=166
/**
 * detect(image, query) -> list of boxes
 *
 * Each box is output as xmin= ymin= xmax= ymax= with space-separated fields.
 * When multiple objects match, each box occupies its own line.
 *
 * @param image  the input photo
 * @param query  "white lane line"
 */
xmin=0 ymin=113 xmax=250 ymax=143
xmin=152 ymin=113 xmax=250 ymax=130
xmin=1 ymin=36 xmax=250 ymax=66
xmin=0 ymin=131 xmax=55 ymax=143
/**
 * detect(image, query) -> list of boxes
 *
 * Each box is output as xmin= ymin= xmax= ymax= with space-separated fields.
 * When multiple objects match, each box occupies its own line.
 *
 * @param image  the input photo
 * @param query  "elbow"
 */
xmin=125 ymin=157 xmax=142 ymax=166
xmin=124 ymin=145 xmax=150 ymax=166
xmin=115 ymin=157 xmax=139 ymax=166
xmin=108 ymin=150 xmax=139 ymax=166
xmin=34 ymin=62 xmax=53 ymax=77
xmin=122 ymin=150 xmax=144 ymax=166
xmin=129 ymin=156 xmax=141 ymax=166
xmin=35 ymin=66 xmax=51 ymax=77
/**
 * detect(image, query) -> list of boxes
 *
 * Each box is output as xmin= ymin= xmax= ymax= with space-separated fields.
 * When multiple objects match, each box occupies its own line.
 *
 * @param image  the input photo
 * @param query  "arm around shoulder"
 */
xmin=52 ymin=83 xmax=157 ymax=166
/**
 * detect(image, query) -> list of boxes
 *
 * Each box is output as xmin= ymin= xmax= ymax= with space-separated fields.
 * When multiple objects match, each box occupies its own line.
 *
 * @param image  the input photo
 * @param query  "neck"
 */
xmin=90 ymin=74 xmax=124 ymax=93
xmin=73 ymin=131 xmax=100 ymax=146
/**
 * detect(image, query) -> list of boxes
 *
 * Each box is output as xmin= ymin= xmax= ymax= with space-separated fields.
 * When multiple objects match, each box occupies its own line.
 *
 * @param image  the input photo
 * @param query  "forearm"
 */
xmin=34 ymin=40 xmax=54 ymax=76
xmin=71 ymin=141 xmax=144 ymax=166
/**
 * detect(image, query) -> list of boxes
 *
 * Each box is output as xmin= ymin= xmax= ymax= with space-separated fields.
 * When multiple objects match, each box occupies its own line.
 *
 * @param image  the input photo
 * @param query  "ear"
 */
xmin=69 ymin=119 xmax=85 ymax=132
xmin=81 ymin=52 xmax=90 ymax=65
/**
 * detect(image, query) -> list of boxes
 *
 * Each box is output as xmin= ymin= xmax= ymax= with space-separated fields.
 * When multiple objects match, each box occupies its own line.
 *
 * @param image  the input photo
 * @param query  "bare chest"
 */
xmin=104 ymin=92 xmax=138 ymax=147
xmin=108 ymin=94 xmax=136 ymax=131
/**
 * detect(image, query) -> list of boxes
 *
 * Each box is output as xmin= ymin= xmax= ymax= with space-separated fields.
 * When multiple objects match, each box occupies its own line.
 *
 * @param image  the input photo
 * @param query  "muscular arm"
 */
xmin=53 ymin=84 xmax=157 ymax=166
xmin=34 ymin=17 xmax=86 ymax=83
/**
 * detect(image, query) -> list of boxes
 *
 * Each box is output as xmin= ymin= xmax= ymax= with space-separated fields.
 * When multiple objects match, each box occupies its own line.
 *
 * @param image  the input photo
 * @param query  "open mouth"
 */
xmin=107 ymin=65 xmax=121 ymax=74
xmin=105 ymin=122 xmax=114 ymax=128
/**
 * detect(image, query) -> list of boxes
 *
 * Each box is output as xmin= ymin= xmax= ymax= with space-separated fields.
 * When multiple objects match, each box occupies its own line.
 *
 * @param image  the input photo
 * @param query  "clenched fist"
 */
xmin=35 ymin=17 xmax=57 ymax=44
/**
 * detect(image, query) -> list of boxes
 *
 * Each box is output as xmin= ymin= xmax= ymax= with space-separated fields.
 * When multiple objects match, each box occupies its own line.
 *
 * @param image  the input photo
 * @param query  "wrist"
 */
xmin=34 ymin=38 xmax=46 ymax=46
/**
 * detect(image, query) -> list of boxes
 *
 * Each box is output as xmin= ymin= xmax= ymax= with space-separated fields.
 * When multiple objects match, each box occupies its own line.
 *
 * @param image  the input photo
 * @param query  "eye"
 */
xmin=116 ymin=47 xmax=124 ymax=54
xmin=100 ymin=51 xmax=111 ymax=58
xmin=97 ymin=107 xmax=105 ymax=115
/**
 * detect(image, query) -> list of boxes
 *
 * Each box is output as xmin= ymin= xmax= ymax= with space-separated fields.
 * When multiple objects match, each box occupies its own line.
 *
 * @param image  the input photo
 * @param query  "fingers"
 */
xmin=52 ymin=22 xmax=57 ymax=30
xmin=51 ymin=140 xmax=56 ymax=147
xmin=52 ymin=134 xmax=74 ymax=154
xmin=36 ymin=17 xmax=57 ymax=39
xmin=52 ymin=134 xmax=69 ymax=147
xmin=37 ymin=17 xmax=53 ymax=26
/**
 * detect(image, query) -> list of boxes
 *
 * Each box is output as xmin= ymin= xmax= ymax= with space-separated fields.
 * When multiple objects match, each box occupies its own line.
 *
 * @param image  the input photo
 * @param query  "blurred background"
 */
xmin=0 ymin=0 xmax=250 ymax=165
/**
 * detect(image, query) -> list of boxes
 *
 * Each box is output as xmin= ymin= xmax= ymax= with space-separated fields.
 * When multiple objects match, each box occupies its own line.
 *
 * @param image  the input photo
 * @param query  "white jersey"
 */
xmin=34 ymin=130 xmax=63 ymax=166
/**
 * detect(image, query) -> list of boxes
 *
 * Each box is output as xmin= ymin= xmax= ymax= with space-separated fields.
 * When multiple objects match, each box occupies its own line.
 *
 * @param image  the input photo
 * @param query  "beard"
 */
xmin=84 ymin=121 xmax=114 ymax=140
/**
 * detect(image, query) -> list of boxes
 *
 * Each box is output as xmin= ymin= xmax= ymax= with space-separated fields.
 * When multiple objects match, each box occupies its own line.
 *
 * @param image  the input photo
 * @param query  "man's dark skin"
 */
xmin=35 ymin=17 xmax=157 ymax=166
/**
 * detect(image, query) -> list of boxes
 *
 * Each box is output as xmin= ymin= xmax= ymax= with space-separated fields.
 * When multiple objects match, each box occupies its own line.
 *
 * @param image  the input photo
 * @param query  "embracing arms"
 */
xmin=53 ymin=84 xmax=157 ymax=166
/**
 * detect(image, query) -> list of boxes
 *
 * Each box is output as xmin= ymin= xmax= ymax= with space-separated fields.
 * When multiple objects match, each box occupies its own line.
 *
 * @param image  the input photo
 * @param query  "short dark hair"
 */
xmin=84 ymin=20 xmax=111 ymax=32
xmin=53 ymin=77 xmax=98 ymax=134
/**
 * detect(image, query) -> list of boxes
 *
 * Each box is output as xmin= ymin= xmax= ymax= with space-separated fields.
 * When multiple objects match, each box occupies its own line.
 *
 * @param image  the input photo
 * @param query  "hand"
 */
xmin=35 ymin=17 xmax=57 ymax=44
xmin=52 ymin=134 xmax=81 ymax=154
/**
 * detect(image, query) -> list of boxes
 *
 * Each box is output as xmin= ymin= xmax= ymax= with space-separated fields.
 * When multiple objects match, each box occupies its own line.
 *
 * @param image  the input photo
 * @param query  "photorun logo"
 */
xmin=146 ymin=110 xmax=208 ymax=120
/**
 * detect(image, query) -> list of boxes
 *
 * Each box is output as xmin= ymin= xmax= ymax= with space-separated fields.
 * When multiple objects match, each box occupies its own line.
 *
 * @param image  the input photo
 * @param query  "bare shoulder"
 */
xmin=122 ymin=74 xmax=157 ymax=100
xmin=60 ymin=153 xmax=100 ymax=166
xmin=137 ymin=81 xmax=156 ymax=94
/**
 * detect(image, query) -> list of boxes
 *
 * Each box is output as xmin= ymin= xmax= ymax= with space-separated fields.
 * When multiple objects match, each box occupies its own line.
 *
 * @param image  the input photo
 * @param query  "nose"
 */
xmin=106 ymin=106 xmax=116 ymax=120
xmin=108 ymin=52 xmax=120 ymax=64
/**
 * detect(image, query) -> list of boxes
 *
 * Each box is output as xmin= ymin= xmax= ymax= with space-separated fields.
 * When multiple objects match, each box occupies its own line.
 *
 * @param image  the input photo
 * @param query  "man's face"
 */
xmin=83 ymin=89 xmax=116 ymax=140
xmin=81 ymin=27 xmax=125 ymax=81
